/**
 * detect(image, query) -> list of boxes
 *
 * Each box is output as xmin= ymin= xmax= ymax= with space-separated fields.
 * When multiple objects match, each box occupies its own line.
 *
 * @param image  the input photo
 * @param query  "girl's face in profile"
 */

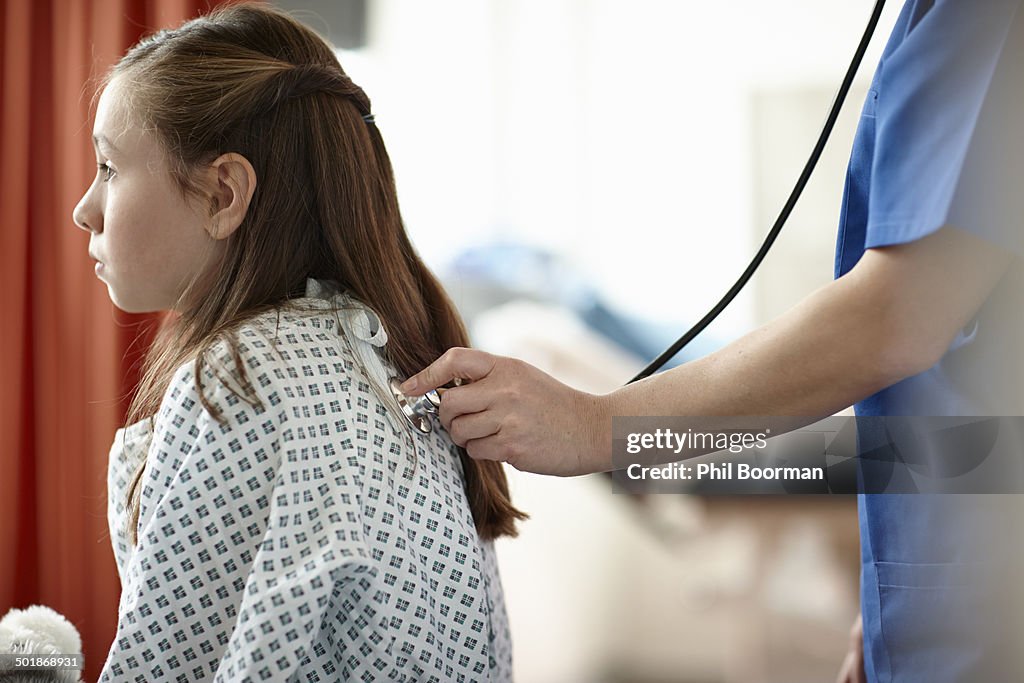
xmin=73 ymin=77 xmax=221 ymax=313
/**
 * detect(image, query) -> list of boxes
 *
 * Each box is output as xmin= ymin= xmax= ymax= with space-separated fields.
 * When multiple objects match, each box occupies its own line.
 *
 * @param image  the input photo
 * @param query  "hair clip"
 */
xmin=362 ymin=113 xmax=375 ymax=124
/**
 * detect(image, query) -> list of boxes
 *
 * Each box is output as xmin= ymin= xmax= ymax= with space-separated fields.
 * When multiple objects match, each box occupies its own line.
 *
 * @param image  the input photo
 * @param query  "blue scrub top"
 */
xmin=835 ymin=0 xmax=1024 ymax=680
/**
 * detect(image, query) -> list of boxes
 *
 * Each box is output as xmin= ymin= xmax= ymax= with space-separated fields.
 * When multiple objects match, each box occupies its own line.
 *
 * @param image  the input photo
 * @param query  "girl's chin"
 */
xmin=107 ymin=287 xmax=169 ymax=315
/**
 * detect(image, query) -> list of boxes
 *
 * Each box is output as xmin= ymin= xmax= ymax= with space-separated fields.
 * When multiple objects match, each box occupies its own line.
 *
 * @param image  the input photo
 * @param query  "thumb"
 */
xmin=400 ymin=347 xmax=497 ymax=394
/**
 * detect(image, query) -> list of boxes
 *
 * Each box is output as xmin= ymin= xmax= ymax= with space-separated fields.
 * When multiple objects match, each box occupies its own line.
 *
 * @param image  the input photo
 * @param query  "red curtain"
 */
xmin=0 ymin=1 xmax=221 ymax=680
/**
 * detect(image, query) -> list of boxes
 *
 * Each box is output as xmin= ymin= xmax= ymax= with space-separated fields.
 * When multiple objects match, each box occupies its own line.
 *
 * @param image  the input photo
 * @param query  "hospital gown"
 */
xmin=100 ymin=278 xmax=514 ymax=682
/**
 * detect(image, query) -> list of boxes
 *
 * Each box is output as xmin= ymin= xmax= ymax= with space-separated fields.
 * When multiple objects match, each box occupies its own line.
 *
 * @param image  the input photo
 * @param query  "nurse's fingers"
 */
xmin=400 ymin=347 xmax=497 ymax=395
xmin=463 ymin=434 xmax=510 ymax=464
xmin=437 ymin=384 xmax=493 ymax=430
xmin=834 ymin=614 xmax=865 ymax=683
xmin=447 ymin=411 xmax=501 ymax=447
xmin=834 ymin=652 xmax=865 ymax=683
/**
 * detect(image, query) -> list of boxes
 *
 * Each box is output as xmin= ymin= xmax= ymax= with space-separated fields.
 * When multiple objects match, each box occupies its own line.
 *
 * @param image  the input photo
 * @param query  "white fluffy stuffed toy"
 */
xmin=0 ymin=606 xmax=83 ymax=683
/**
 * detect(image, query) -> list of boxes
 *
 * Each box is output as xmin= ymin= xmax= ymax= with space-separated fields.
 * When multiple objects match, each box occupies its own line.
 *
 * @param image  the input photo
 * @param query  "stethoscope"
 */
xmin=392 ymin=0 xmax=887 ymax=435
xmin=388 ymin=376 xmax=467 ymax=434
xmin=389 ymin=377 xmax=442 ymax=434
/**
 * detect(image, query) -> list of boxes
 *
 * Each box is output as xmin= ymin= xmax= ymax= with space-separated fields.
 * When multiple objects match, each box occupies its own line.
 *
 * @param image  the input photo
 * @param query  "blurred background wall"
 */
xmin=1 ymin=1 xmax=904 ymax=680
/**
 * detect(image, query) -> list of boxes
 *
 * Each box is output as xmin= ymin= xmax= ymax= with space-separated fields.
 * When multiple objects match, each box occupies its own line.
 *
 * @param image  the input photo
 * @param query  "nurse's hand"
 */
xmin=835 ymin=613 xmax=866 ymax=683
xmin=400 ymin=348 xmax=612 ymax=476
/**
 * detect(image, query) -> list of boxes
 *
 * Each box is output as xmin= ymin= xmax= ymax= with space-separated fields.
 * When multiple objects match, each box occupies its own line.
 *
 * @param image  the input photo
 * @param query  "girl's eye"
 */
xmin=97 ymin=162 xmax=116 ymax=182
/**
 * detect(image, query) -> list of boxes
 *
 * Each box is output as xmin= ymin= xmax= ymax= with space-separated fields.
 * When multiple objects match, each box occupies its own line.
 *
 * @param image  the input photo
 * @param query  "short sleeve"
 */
xmin=868 ymin=0 xmax=1024 ymax=253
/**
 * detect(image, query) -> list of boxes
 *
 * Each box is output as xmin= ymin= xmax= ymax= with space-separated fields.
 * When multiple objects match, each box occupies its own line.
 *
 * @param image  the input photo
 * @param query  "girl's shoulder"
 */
xmin=232 ymin=277 xmax=389 ymax=358
xmin=167 ymin=278 xmax=397 ymax=423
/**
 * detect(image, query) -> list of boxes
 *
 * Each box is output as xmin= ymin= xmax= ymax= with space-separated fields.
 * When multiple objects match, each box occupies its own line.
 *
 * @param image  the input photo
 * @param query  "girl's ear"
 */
xmin=206 ymin=152 xmax=257 ymax=240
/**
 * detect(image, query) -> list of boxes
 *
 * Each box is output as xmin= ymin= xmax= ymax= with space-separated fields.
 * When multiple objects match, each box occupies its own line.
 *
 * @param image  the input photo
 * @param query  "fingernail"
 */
xmin=400 ymin=378 xmax=417 ymax=393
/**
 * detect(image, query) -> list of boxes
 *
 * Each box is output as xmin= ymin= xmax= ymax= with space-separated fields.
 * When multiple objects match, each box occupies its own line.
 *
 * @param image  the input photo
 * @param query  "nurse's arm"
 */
xmin=406 ymin=225 xmax=1012 ymax=476
xmin=607 ymin=225 xmax=1011 ymax=429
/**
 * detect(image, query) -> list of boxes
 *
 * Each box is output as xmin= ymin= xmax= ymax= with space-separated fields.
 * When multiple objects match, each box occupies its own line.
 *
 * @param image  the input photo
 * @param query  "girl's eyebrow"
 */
xmin=92 ymin=134 xmax=119 ymax=154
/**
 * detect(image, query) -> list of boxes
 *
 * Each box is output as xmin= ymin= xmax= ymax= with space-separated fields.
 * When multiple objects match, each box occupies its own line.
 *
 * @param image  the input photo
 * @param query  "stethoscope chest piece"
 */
xmin=389 ymin=376 xmax=442 ymax=434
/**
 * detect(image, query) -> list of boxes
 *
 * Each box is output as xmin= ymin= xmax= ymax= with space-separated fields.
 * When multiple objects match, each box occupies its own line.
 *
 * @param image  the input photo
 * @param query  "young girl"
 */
xmin=73 ymin=4 xmax=525 ymax=680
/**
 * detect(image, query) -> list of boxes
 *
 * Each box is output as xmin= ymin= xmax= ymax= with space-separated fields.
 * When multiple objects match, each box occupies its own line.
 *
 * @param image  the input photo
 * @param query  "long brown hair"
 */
xmin=107 ymin=3 xmax=525 ymax=545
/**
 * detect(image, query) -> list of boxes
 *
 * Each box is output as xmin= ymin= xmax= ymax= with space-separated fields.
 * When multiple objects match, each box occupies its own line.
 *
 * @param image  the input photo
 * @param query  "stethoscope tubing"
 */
xmin=628 ymin=0 xmax=887 ymax=384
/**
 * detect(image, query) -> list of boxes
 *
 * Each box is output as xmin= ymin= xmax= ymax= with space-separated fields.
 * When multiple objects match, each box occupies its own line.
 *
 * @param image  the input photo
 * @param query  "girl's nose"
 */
xmin=73 ymin=193 xmax=100 ymax=233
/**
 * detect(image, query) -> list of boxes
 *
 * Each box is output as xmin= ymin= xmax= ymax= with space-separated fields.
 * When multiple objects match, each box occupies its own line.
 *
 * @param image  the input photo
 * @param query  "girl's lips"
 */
xmin=95 ymin=261 xmax=105 ymax=276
